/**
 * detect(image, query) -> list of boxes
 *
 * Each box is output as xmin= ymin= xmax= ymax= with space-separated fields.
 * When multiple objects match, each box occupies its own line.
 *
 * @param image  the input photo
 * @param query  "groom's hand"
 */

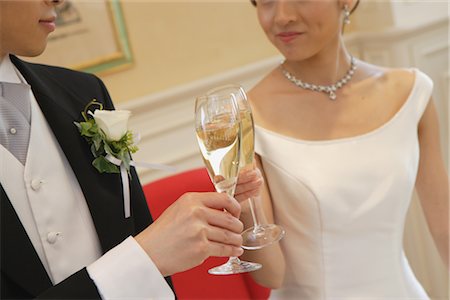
xmin=135 ymin=192 xmax=244 ymax=276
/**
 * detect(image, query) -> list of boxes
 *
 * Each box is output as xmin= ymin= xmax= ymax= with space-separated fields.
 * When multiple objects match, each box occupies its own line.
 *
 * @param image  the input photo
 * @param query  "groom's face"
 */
xmin=0 ymin=0 xmax=63 ymax=58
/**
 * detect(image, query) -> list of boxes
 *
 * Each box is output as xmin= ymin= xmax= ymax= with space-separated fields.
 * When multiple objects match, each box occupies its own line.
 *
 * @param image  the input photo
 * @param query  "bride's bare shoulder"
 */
xmin=356 ymin=61 xmax=417 ymax=115
xmin=357 ymin=60 xmax=415 ymax=89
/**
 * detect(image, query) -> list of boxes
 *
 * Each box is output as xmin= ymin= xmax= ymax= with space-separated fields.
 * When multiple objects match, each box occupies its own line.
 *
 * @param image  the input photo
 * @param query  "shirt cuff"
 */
xmin=87 ymin=236 xmax=175 ymax=300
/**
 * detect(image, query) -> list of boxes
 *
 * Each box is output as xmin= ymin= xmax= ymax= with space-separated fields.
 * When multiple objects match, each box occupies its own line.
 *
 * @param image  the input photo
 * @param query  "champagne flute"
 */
xmin=195 ymin=92 xmax=262 ymax=275
xmin=207 ymin=85 xmax=285 ymax=250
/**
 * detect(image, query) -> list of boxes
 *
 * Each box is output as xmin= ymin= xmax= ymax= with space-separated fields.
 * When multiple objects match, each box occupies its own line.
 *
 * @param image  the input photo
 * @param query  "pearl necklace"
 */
xmin=280 ymin=56 xmax=357 ymax=100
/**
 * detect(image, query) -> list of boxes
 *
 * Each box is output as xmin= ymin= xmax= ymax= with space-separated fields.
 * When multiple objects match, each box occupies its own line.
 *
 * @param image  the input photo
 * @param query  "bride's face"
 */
xmin=256 ymin=0 xmax=346 ymax=61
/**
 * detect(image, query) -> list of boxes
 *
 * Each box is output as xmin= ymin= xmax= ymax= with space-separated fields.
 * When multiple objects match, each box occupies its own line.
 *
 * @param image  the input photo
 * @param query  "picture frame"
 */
xmin=26 ymin=0 xmax=132 ymax=75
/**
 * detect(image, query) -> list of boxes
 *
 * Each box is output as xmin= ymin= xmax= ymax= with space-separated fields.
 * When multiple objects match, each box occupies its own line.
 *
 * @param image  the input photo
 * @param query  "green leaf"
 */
xmin=92 ymin=135 xmax=103 ymax=151
xmin=79 ymin=121 xmax=96 ymax=137
xmin=92 ymin=156 xmax=120 ymax=173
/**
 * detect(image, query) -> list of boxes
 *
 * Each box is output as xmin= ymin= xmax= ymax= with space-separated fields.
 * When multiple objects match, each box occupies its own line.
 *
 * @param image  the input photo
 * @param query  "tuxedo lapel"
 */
xmin=10 ymin=56 xmax=135 ymax=253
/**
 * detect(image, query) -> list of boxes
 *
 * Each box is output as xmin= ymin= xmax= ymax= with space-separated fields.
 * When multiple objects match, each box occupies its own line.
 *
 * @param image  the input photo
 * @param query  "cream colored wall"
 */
xmin=99 ymin=0 xmax=405 ymax=103
xmin=101 ymin=1 xmax=278 ymax=103
xmin=347 ymin=0 xmax=395 ymax=32
xmin=390 ymin=0 xmax=449 ymax=28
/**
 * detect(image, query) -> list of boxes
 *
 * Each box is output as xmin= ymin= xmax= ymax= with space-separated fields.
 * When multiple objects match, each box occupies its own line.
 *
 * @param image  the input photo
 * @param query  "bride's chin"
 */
xmin=280 ymin=52 xmax=314 ymax=64
xmin=273 ymin=46 xmax=315 ymax=63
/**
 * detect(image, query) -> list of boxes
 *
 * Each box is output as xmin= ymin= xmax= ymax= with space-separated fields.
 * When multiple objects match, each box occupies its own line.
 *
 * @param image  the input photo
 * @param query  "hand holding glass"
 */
xmin=195 ymin=92 xmax=262 ymax=275
xmin=207 ymin=85 xmax=285 ymax=250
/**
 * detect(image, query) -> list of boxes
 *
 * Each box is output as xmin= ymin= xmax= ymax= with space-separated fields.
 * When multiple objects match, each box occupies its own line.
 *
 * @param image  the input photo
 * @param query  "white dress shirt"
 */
xmin=0 ymin=55 xmax=174 ymax=299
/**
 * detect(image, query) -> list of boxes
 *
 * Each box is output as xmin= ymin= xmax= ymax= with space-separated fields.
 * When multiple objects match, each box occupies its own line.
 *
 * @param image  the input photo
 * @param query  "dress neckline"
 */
xmin=255 ymin=68 xmax=421 ymax=146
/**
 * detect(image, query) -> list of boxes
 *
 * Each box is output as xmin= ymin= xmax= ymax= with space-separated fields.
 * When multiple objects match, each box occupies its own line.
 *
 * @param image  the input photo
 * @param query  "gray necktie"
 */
xmin=0 ymin=82 xmax=31 ymax=165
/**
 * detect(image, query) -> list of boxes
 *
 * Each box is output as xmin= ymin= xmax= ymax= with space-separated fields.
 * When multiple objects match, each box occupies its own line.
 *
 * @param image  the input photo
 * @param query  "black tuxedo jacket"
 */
xmin=0 ymin=56 xmax=173 ymax=299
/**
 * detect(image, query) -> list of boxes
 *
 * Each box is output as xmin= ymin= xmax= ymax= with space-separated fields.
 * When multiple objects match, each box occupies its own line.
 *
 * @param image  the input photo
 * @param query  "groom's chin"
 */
xmin=14 ymin=41 xmax=49 ymax=58
xmin=21 ymin=48 xmax=47 ymax=58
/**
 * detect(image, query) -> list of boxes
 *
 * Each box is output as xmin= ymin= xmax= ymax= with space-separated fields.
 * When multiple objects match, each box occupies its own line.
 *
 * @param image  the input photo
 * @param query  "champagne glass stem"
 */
xmin=248 ymin=197 xmax=261 ymax=233
xmin=241 ymin=194 xmax=285 ymax=250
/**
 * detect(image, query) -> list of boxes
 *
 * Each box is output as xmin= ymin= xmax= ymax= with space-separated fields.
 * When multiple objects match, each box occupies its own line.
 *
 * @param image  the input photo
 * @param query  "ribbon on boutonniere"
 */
xmin=74 ymin=99 xmax=176 ymax=218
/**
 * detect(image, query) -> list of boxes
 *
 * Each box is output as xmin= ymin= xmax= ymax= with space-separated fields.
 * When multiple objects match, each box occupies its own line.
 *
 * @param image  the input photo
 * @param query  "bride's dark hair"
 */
xmin=250 ymin=0 xmax=360 ymax=14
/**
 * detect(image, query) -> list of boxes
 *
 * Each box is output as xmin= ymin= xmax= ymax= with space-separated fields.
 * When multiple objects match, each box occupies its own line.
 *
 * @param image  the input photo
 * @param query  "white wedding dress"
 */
xmin=255 ymin=69 xmax=432 ymax=299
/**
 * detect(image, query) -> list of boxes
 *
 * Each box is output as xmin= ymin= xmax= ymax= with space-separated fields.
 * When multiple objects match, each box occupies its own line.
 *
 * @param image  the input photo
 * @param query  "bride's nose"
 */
xmin=273 ymin=0 xmax=298 ymax=26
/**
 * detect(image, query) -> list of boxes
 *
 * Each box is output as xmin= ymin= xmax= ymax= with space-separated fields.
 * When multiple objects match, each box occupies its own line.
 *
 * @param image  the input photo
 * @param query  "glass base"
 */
xmin=208 ymin=257 xmax=262 ymax=275
xmin=241 ymin=224 xmax=285 ymax=250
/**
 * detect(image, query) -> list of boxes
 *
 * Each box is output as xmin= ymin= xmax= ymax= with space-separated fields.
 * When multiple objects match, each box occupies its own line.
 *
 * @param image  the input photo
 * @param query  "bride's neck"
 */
xmin=283 ymin=48 xmax=352 ymax=86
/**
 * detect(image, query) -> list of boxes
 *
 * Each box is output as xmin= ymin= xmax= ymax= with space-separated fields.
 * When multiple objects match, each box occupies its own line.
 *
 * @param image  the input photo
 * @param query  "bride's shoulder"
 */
xmin=356 ymin=60 xmax=415 ymax=94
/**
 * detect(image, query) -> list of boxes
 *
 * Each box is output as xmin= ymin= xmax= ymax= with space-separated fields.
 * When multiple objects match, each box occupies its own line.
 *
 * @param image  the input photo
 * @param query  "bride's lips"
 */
xmin=277 ymin=32 xmax=303 ymax=43
xmin=39 ymin=16 xmax=57 ymax=32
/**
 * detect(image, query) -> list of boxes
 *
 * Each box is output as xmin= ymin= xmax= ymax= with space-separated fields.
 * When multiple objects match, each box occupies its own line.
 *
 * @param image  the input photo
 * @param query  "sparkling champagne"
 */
xmin=239 ymin=110 xmax=255 ymax=168
xmin=196 ymin=120 xmax=240 ymax=195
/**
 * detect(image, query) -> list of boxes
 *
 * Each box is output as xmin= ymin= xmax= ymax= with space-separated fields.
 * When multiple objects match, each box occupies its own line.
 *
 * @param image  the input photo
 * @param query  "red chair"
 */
xmin=143 ymin=168 xmax=271 ymax=299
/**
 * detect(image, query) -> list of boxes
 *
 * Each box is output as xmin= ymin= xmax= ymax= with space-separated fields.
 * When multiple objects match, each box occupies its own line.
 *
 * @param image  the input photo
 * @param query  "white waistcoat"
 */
xmin=0 ymin=92 xmax=102 ymax=284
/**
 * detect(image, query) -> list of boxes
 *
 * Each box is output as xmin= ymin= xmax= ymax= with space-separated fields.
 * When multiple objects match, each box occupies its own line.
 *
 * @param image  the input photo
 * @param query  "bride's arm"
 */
xmin=416 ymin=98 xmax=449 ymax=269
xmin=234 ymin=154 xmax=286 ymax=288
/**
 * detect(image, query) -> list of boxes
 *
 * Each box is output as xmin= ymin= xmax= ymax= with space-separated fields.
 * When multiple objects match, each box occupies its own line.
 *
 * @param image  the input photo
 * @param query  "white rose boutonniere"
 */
xmin=94 ymin=110 xmax=131 ymax=142
xmin=74 ymin=99 xmax=175 ymax=218
xmin=74 ymin=99 xmax=139 ymax=218
xmin=74 ymin=99 xmax=138 ymax=174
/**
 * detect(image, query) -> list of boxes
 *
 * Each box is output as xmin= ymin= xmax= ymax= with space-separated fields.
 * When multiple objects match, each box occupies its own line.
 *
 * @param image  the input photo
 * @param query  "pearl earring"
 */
xmin=343 ymin=4 xmax=351 ymax=25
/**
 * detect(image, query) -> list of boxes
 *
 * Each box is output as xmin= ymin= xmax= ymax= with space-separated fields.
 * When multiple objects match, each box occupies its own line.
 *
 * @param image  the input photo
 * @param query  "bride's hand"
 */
xmin=234 ymin=166 xmax=264 ymax=203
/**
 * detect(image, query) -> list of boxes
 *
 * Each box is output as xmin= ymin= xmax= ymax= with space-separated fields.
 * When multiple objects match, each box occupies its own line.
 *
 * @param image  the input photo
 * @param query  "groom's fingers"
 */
xmin=206 ymin=226 xmax=243 ymax=247
xmin=201 ymin=192 xmax=241 ymax=218
xmin=206 ymin=209 xmax=243 ymax=233
xmin=208 ymin=241 xmax=244 ymax=258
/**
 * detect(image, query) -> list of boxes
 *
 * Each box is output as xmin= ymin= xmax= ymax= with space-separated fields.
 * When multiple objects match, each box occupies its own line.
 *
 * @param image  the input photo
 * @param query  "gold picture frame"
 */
xmin=26 ymin=0 xmax=132 ymax=75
